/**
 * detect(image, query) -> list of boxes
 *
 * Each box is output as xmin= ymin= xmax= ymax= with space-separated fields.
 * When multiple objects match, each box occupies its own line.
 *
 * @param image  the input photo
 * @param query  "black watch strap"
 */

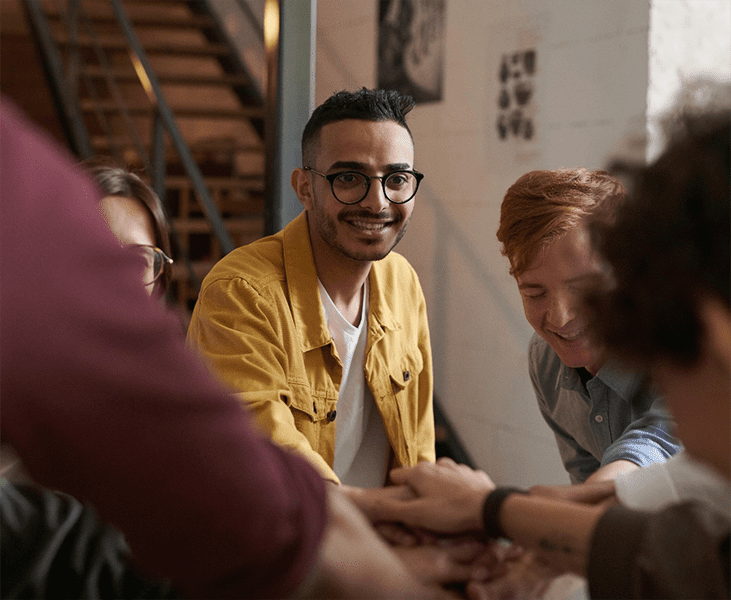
xmin=482 ymin=486 xmax=527 ymax=540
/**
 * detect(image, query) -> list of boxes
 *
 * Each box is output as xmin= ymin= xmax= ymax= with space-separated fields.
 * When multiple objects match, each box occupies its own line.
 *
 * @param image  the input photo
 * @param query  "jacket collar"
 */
xmin=282 ymin=212 xmax=400 ymax=353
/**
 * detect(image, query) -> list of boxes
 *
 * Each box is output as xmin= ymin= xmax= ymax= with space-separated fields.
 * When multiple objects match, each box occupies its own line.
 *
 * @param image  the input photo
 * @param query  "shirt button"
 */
xmin=594 ymin=415 xmax=604 ymax=423
xmin=327 ymin=410 xmax=337 ymax=422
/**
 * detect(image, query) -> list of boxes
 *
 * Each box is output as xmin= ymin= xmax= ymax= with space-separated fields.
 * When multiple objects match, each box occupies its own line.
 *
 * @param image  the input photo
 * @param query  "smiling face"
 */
xmin=516 ymin=225 xmax=606 ymax=375
xmin=294 ymin=119 xmax=416 ymax=266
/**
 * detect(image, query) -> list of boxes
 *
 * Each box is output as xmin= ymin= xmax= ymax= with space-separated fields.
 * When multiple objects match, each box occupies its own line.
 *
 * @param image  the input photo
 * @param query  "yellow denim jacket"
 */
xmin=187 ymin=212 xmax=435 ymax=482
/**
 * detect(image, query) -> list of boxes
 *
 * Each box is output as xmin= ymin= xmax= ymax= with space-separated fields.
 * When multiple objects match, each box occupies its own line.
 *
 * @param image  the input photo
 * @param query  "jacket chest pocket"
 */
xmin=388 ymin=347 xmax=423 ymax=396
xmin=289 ymin=386 xmax=337 ymax=424
xmin=287 ymin=385 xmax=338 ymax=463
xmin=372 ymin=345 xmax=424 ymax=463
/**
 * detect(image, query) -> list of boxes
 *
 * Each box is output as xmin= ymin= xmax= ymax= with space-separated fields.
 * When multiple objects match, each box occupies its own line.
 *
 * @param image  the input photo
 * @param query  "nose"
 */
xmin=358 ymin=177 xmax=390 ymax=213
xmin=546 ymin=291 xmax=576 ymax=328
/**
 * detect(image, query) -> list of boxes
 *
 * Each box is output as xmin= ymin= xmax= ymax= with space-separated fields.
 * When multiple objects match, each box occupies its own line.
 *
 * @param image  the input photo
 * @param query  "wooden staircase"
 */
xmin=23 ymin=0 xmax=267 ymax=314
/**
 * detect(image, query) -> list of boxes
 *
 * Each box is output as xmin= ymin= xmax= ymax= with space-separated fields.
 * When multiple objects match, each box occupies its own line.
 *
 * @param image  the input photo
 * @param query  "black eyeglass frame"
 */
xmin=303 ymin=166 xmax=425 ymax=205
xmin=129 ymin=244 xmax=174 ymax=286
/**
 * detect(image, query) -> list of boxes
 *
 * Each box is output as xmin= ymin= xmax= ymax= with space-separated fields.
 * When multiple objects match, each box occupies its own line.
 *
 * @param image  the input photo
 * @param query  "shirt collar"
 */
xmin=558 ymin=358 xmax=646 ymax=402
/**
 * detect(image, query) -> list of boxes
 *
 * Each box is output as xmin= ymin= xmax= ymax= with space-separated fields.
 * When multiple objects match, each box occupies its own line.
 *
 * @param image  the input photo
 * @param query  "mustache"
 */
xmin=338 ymin=209 xmax=400 ymax=221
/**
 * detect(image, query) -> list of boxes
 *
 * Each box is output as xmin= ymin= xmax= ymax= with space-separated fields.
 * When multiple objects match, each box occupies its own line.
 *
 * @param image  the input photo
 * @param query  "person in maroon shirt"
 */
xmin=0 ymin=99 xmax=440 ymax=599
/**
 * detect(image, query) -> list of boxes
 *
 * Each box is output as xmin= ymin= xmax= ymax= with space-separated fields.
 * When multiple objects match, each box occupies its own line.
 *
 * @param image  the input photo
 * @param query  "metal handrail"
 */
xmin=108 ymin=0 xmax=234 ymax=254
xmin=23 ymin=0 xmax=238 ymax=285
xmin=233 ymin=0 xmax=264 ymax=43
xmin=22 ymin=0 xmax=93 ymax=158
xmin=73 ymin=1 xmax=152 ymax=173
xmin=23 ymin=0 xmax=235 ymax=257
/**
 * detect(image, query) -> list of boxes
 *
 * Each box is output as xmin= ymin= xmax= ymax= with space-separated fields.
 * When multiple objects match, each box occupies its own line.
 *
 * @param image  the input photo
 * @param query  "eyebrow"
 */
xmin=328 ymin=161 xmax=413 ymax=172
xmin=518 ymin=274 xmax=599 ymax=290
xmin=517 ymin=282 xmax=544 ymax=290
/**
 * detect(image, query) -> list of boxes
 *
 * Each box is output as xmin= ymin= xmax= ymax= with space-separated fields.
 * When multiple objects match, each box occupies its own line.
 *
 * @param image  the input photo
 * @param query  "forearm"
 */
xmin=585 ymin=459 xmax=639 ymax=483
xmin=498 ymin=494 xmax=604 ymax=575
xmin=296 ymin=487 xmax=443 ymax=600
xmin=492 ymin=492 xmax=606 ymax=575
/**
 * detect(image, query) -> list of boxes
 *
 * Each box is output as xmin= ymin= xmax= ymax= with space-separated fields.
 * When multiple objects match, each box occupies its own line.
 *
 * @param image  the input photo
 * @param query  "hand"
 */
xmin=375 ymin=521 xmax=430 ymax=547
xmin=366 ymin=458 xmax=496 ymax=534
xmin=466 ymin=550 xmax=560 ymax=600
xmin=297 ymin=486 xmax=454 ymax=599
xmin=392 ymin=538 xmax=487 ymax=587
xmin=340 ymin=483 xmax=416 ymax=523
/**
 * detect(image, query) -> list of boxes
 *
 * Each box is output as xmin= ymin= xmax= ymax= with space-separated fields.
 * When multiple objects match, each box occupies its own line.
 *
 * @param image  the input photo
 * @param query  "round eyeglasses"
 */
xmin=128 ymin=244 xmax=173 ymax=286
xmin=304 ymin=167 xmax=424 ymax=205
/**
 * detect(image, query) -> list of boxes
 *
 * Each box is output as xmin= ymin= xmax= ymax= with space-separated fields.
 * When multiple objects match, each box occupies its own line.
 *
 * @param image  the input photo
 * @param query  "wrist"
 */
xmin=482 ymin=486 xmax=527 ymax=539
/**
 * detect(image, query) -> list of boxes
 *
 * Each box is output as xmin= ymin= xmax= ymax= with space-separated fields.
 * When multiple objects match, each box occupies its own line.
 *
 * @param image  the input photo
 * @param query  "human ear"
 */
xmin=291 ymin=168 xmax=314 ymax=210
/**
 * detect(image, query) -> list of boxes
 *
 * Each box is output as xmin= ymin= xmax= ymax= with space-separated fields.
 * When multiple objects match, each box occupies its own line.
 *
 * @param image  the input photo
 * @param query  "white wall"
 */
xmin=315 ymin=0 xmax=652 ymax=487
xmin=647 ymin=0 xmax=731 ymax=160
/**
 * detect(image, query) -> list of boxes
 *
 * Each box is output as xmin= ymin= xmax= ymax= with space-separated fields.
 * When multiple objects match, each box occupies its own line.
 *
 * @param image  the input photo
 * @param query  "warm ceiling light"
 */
xmin=264 ymin=0 xmax=280 ymax=51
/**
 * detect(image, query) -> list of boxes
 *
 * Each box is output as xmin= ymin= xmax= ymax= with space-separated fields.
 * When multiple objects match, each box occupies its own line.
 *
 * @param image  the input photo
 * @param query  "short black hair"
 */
xmin=301 ymin=87 xmax=415 ymax=166
xmin=590 ymin=109 xmax=730 ymax=367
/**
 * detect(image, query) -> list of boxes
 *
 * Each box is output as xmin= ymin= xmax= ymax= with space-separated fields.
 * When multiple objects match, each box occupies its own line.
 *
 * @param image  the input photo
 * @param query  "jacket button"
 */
xmin=312 ymin=402 xmax=317 ymax=414
xmin=327 ymin=410 xmax=337 ymax=422
xmin=403 ymin=370 xmax=411 ymax=382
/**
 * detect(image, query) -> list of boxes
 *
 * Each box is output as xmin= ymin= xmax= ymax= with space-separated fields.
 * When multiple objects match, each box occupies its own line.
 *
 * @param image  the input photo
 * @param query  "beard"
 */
xmin=310 ymin=203 xmax=412 ymax=263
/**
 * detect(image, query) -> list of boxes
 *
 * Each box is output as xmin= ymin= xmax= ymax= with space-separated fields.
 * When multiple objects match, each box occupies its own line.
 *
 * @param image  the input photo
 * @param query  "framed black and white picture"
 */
xmin=378 ymin=0 xmax=446 ymax=104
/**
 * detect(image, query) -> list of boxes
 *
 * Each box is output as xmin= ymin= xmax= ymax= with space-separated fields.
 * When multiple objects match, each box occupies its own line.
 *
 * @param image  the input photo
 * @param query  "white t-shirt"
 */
xmin=319 ymin=280 xmax=390 ymax=488
xmin=615 ymin=451 xmax=730 ymax=516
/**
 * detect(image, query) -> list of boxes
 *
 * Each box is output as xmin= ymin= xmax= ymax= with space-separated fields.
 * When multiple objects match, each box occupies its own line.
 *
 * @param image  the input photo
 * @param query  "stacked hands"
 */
xmin=342 ymin=458 xmax=616 ymax=600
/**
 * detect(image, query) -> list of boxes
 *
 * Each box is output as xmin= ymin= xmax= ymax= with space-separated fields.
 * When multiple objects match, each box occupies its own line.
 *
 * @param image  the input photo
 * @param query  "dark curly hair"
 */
xmin=301 ymin=87 xmax=415 ymax=166
xmin=589 ymin=110 xmax=730 ymax=368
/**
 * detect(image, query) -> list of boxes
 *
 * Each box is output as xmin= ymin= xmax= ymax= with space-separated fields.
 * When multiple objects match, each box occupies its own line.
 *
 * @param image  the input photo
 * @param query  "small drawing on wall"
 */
xmin=378 ymin=0 xmax=446 ymax=104
xmin=496 ymin=49 xmax=536 ymax=141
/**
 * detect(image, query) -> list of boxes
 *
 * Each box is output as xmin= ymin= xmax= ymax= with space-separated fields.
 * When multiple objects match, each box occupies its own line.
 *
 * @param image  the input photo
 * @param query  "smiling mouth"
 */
xmin=550 ymin=329 xmax=585 ymax=342
xmin=343 ymin=215 xmax=397 ymax=232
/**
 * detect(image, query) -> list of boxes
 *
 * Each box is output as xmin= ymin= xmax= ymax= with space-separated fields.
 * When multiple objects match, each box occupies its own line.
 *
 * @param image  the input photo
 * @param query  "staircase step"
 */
xmin=91 ymin=136 xmax=263 ymax=154
xmin=80 ymin=100 xmax=264 ymax=120
xmin=83 ymin=66 xmax=252 ymax=87
xmin=166 ymin=175 xmax=264 ymax=194
xmin=173 ymin=217 xmax=264 ymax=235
xmin=56 ymin=35 xmax=230 ymax=56
xmin=170 ymin=261 xmax=216 ymax=281
xmin=47 ymin=12 xmax=214 ymax=30
xmin=166 ymin=174 xmax=264 ymax=184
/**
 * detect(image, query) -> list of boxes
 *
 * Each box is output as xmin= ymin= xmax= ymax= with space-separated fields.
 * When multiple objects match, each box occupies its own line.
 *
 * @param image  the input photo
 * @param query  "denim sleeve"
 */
xmin=529 ymin=355 xmax=599 ymax=484
xmin=600 ymin=405 xmax=683 ymax=468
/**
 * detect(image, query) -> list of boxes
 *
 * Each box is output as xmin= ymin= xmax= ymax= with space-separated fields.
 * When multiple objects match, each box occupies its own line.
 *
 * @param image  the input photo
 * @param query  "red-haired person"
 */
xmin=496 ymin=168 xmax=681 ymax=483
xmin=367 ymin=106 xmax=730 ymax=600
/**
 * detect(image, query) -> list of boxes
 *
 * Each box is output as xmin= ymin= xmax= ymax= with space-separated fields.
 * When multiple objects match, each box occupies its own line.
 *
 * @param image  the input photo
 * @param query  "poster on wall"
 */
xmin=377 ymin=0 xmax=446 ymax=104
xmin=496 ymin=49 xmax=537 ymax=142
xmin=488 ymin=18 xmax=543 ymax=163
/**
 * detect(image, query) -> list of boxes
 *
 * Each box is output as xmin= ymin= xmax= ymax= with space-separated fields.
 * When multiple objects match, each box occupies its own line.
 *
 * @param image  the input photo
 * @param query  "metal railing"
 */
xmin=23 ymin=0 xmax=235 ymax=262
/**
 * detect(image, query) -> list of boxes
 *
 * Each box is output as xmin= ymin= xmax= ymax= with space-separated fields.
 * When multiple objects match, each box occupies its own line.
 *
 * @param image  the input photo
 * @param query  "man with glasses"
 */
xmin=187 ymin=88 xmax=435 ymax=486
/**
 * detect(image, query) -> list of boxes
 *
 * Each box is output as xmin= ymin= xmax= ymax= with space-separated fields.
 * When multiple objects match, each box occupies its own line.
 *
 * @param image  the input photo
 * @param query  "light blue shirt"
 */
xmin=528 ymin=333 xmax=682 ymax=483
